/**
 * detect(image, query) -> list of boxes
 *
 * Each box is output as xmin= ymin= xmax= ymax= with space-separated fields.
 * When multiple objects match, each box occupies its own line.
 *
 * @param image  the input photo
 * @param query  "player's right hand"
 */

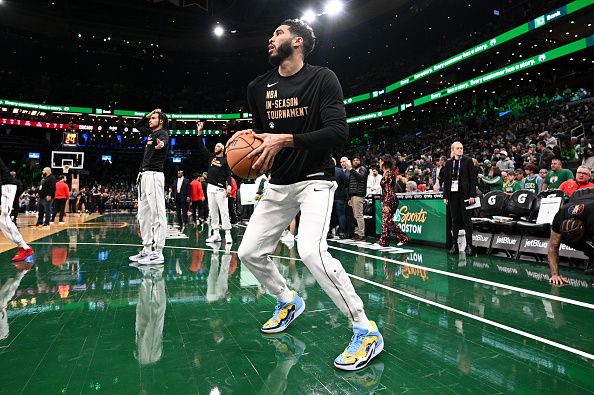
xmin=148 ymin=108 xmax=162 ymax=117
xmin=549 ymin=275 xmax=569 ymax=286
xmin=196 ymin=121 xmax=205 ymax=135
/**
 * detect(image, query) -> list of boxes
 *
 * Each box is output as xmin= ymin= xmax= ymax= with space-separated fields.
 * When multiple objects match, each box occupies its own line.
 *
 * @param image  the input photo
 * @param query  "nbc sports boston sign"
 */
xmin=375 ymin=193 xmax=446 ymax=246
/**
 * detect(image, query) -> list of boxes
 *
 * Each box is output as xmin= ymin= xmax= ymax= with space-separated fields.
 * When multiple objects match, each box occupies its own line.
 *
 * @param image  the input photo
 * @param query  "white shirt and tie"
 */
xmin=177 ymin=177 xmax=183 ymax=194
xmin=366 ymin=173 xmax=382 ymax=196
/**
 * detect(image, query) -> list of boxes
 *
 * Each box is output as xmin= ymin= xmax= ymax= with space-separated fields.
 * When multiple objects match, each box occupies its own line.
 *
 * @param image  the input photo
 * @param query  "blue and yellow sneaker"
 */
xmin=263 ymin=333 xmax=307 ymax=365
xmin=261 ymin=291 xmax=305 ymax=334
xmin=335 ymin=361 xmax=385 ymax=393
xmin=334 ymin=321 xmax=384 ymax=371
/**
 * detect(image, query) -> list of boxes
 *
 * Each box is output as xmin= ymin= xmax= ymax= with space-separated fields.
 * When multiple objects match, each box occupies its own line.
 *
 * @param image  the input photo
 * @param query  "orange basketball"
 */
xmin=226 ymin=133 xmax=263 ymax=180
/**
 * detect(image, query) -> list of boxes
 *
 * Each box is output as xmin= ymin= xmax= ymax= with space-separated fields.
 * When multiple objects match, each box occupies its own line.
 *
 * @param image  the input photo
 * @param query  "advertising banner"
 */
xmin=376 ymin=193 xmax=446 ymax=245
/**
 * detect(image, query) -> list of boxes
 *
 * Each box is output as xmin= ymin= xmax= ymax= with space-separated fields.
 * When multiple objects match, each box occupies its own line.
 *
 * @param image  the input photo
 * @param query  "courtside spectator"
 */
xmin=559 ymin=166 xmax=594 ymax=196
xmin=190 ymin=173 xmax=205 ymax=224
xmin=52 ymin=175 xmax=69 ymax=224
xmin=543 ymin=158 xmax=574 ymax=191
xmin=522 ymin=163 xmax=543 ymax=194
xmin=496 ymin=150 xmax=514 ymax=172
xmin=367 ymin=166 xmax=382 ymax=196
xmin=479 ymin=167 xmax=503 ymax=191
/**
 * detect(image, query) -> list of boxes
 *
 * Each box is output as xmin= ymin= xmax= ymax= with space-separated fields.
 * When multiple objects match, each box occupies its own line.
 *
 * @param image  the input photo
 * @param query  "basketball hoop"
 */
xmin=62 ymin=164 xmax=70 ymax=174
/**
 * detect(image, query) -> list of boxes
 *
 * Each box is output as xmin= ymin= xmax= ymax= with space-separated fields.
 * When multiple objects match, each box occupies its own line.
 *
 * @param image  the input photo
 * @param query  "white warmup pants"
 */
xmin=137 ymin=171 xmax=167 ymax=252
xmin=238 ymin=180 xmax=365 ymax=323
xmin=0 ymin=185 xmax=26 ymax=248
xmin=206 ymin=249 xmax=231 ymax=303
xmin=207 ymin=187 xmax=231 ymax=231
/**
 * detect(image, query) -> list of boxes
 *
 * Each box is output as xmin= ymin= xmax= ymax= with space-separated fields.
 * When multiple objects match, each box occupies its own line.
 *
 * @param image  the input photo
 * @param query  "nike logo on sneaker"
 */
xmin=313 ymin=188 xmax=326 ymax=192
xmin=267 ymin=82 xmax=279 ymax=87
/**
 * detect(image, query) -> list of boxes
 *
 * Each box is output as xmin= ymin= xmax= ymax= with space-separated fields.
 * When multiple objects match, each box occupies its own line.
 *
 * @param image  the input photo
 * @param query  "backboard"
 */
xmin=51 ymin=151 xmax=85 ymax=169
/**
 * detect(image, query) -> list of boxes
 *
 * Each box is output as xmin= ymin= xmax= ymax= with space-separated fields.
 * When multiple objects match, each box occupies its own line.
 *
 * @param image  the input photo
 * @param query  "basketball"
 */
xmin=226 ymin=133 xmax=263 ymax=180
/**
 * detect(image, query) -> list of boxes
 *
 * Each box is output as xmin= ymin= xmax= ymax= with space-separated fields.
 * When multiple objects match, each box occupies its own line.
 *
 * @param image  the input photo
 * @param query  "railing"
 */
xmin=571 ymin=123 xmax=584 ymax=139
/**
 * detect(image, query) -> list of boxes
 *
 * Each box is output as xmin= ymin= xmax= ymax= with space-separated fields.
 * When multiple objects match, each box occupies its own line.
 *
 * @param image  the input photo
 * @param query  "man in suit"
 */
xmin=442 ymin=141 xmax=477 ymax=255
xmin=173 ymin=170 xmax=190 ymax=231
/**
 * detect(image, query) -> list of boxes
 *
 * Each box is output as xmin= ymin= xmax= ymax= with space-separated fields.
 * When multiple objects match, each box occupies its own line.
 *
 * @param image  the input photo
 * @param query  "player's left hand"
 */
xmin=549 ymin=274 xmax=569 ymax=286
xmin=155 ymin=138 xmax=165 ymax=149
xmin=249 ymin=133 xmax=293 ymax=174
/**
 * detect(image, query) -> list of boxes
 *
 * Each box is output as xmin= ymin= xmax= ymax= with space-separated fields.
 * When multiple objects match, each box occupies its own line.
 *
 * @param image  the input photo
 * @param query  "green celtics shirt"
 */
xmin=481 ymin=175 xmax=503 ymax=191
xmin=505 ymin=180 xmax=522 ymax=194
xmin=545 ymin=168 xmax=574 ymax=189
xmin=522 ymin=174 xmax=542 ymax=194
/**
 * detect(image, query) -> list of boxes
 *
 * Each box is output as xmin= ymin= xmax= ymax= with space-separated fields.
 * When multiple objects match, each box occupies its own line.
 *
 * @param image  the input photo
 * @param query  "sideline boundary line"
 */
xmin=327 ymin=245 xmax=594 ymax=310
xmin=22 ymin=241 xmax=594 ymax=360
xmin=22 ymin=241 xmax=594 ymax=310
xmin=269 ymin=254 xmax=594 ymax=361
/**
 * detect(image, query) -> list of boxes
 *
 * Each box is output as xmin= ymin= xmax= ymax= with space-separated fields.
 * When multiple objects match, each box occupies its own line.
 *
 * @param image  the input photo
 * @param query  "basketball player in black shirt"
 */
xmin=195 ymin=122 xmax=233 ymax=244
xmin=129 ymin=109 xmax=169 ymax=265
xmin=548 ymin=202 xmax=594 ymax=285
xmin=233 ymin=19 xmax=383 ymax=371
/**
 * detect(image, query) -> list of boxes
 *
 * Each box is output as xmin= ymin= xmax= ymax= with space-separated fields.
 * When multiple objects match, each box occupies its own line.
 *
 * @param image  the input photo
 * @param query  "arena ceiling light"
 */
xmin=324 ymin=0 xmax=344 ymax=16
xmin=301 ymin=9 xmax=317 ymax=23
xmin=213 ymin=25 xmax=224 ymax=37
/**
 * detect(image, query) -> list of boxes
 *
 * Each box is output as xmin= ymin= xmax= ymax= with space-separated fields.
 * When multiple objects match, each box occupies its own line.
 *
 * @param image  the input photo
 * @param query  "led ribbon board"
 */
xmin=114 ymin=109 xmax=251 ymax=120
xmin=347 ymin=35 xmax=594 ymax=124
xmin=343 ymin=0 xmax=594 ymax=106
xmin=0 ymin=99 xmax=92 ymax=114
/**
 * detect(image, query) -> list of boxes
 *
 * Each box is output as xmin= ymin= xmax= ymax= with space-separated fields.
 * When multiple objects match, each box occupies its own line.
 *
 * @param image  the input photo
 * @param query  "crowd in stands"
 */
xmin=9 ymin=84 xmax=594 ymax=241
xmin=343 ymin=87 xmax=594 ymax=196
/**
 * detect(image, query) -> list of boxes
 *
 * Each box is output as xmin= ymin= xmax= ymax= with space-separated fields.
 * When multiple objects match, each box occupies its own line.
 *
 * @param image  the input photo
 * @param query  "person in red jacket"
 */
xmin=228 ymin=177 xmax=238 ymax=225
xmin=190 ymin=173 xmax=205 ymax=224
xmin=559 ymin=166 xmax=594 ymax=197
xmin=52 ymin=175 xmax=70 ymax=224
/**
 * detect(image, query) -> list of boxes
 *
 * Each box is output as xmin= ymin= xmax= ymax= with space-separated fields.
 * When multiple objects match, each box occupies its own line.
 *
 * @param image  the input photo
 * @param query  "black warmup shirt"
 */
xmin=136 ymin=118 xmax=169 ymax=172
xmin=247 ymin=63 xmax=348 ymax=185
xmin=0 ymin=156 xmax=15 ymax=187
xmin=39 ymin=174 xmax=56 ymax=199
xmin=196 ymin=139 xmax=232 ymax=189
xmin=552 ymin=202 xmax=594 ymax=239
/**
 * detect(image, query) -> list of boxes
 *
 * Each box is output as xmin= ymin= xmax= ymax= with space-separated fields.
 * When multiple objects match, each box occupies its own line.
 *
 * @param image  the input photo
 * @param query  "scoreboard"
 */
xmin=63 ymin=131 xmax=78 ymax=147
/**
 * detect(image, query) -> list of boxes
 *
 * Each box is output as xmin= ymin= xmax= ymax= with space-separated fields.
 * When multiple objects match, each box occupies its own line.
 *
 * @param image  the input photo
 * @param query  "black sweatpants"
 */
xmin=175 ymin=198 xmax=189 ymax=226
xmin=448 ymin=193 xmax=472 ymax=248
xmin=191 ymin=200 xmax=205 ymax=223
xmin=52 ymin=199 xmax=67 ymax=222
xmin=228 ymin=197 xmax=238 ymax=225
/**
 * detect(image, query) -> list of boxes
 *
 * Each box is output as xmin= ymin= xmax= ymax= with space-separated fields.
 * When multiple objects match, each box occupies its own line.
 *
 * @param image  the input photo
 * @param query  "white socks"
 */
xmin=352 ymin=313 xmax=374 ymax=332
xmin=277 ymin=288 xmax=294 ymax=303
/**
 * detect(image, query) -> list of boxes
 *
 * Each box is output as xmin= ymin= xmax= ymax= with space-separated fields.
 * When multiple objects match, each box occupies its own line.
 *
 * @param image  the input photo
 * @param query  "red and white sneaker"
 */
xmin=12 ymin=247 xmax=35 ymax=262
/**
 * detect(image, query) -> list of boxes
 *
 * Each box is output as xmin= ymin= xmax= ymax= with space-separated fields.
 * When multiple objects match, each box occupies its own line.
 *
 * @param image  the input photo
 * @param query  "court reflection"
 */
xmin=133 ymin=265 xmax=166 ymax=365
xmin=0 ymin=263 xmax=31 ymax=341
xmin=258 ymin=333 xmax=306 ymax=395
